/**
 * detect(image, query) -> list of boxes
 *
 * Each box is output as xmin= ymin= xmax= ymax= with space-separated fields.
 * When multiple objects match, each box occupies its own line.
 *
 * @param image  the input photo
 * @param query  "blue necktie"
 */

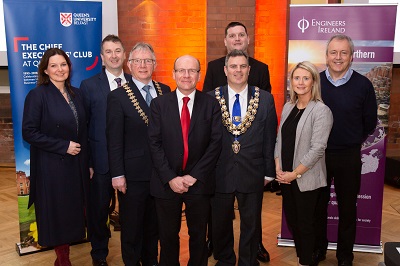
xmin=142 ymin=85 xmax=153 ymax=106
xmin=232 ymin=94 xmax=241 ymax=126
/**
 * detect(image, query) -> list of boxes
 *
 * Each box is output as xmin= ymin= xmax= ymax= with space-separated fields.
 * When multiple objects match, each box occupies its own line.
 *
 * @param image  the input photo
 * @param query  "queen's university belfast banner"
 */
xmin=278 ymin=4 xmax=397 ymax=253
xmin=4 ymin=0 xmax=102 ymax=254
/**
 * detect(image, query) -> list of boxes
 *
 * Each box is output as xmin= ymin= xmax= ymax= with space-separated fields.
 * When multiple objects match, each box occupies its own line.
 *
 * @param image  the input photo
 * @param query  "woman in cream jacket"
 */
xmin=274 ymin=61 xmax=333 ymax=266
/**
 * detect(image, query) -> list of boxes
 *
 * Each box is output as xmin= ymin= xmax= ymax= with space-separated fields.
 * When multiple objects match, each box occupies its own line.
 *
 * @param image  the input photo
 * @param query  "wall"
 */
xmin=387 ymin=67 xmax=400 ymax=156
xmin=1 ymin=1 xmax=399 ymax=164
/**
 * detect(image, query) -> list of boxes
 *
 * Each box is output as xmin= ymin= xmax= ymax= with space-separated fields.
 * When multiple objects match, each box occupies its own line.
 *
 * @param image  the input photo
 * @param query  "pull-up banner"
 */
xmin=4 ymin=0 xmax=102 ymax=255
xmin=279 ymin=4 xmax=397 ymax=253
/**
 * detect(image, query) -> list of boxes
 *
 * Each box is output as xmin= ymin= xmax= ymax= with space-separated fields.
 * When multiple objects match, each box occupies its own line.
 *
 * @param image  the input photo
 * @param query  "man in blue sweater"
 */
xmin=313 ymin=34 xmax=377 ymax=266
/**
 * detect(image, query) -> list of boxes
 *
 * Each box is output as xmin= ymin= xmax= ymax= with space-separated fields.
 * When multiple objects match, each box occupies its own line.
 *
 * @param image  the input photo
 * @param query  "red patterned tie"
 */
xmin=181 ymin=97 xmax=190 ymax=170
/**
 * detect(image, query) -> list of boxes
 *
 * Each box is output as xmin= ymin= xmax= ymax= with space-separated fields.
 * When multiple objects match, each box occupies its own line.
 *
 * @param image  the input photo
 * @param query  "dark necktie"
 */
xmin=181 ymin=97 xmax=190 ymax=170
xmin=232 ymin=94 xmax=241 ymax=126
xmin=115 ymin=77 xmax=122 ymax=87
xmin=142 ymin=85 xmax=153 ymax=106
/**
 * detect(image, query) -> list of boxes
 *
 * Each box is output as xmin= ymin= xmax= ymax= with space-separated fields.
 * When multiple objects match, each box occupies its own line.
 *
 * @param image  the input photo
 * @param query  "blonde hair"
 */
xmin=289 ymin=61 xmax=322 ymax=104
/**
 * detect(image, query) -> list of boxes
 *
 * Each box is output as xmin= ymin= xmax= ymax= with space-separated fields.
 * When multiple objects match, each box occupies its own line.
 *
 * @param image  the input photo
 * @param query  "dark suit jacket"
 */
xmin=148 ymin=90 xmax=223 ymax=199
xmin=80 ymin=68 xmax=132 ymax=175
xmin=203 ymin=56 xmax=271 ymax=93
xmin=106 ymin=80 xmax=170 ymax=181
xmin=208 ymin=85 xmax=277 ymax=193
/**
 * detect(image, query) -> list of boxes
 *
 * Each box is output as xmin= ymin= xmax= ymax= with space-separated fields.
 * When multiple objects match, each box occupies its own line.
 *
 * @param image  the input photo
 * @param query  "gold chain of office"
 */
xmin=123 ymin=81 xmax=163 ymax=125
xmin=214 ymin=86 xmax=260 ymax=136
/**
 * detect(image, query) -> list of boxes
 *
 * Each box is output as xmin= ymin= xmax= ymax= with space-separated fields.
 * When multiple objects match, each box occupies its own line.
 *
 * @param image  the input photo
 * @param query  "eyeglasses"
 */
xmin=174 ymin=69 xmax=200 ymax=75
xmin=128 ymin=58 xmax=155 ymax=65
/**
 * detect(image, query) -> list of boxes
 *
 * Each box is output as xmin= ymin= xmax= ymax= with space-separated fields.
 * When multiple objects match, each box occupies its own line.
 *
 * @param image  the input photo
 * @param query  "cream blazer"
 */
xmin=274 ymin=100 xmax=333 ymax=192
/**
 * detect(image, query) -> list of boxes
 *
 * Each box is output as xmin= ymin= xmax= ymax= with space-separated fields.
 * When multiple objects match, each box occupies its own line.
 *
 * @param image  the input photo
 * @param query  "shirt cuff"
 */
xmin=112 ymin=175 xmax=124 ymax=179
xmin=264 ymin=176 xmax=274 ymax=181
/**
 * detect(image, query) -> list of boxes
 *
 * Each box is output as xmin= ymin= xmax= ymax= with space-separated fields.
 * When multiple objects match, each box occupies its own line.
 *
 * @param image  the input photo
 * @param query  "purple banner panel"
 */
xmin=290 ymin=5 xmax=397 ymax=41
xmin=281 ymin=4 xmax=397 ymax=251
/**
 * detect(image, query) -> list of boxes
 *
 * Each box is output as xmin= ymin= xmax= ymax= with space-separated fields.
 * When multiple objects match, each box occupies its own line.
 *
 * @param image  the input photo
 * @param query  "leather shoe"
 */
xmin=256 ymin=242 xmax=270 ymax=262
xmin=92 ymin=259 xmax=108 ymax=266
xmin=338 ymin=259 xmax=353 ymax=266
xmin=206 ymin=239 xmax=213 ymax=257
xmin=310 ymin=250 xmax=326 ymax=266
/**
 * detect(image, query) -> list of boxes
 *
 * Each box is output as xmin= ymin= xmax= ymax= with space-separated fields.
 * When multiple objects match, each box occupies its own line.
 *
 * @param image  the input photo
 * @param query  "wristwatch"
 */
xmin=293 ymin=170 xmax=302 ymax=179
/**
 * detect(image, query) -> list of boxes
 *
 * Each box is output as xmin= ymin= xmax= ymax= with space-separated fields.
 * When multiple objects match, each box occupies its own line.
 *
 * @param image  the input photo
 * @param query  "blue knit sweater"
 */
xmin=320 ymin=70 xmax=377 ymax=150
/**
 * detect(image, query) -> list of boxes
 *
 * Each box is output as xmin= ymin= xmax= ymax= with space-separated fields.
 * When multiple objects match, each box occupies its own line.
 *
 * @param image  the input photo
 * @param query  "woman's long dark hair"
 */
xmin=37 ymin=48 xmax=74 ymax=97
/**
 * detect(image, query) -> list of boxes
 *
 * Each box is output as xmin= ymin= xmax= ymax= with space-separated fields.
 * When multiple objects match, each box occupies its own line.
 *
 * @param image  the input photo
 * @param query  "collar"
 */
xmin=325 ymin=68 xmax=353 ymax=87
xmin=131 ymin=77 xmax=154 ymax=91
xmin=176 ymin=88 xmax=196 ymax=102
xmin=227 ymin=85 xmax=248 ymax=100
xmin=105 ymin=68 xmax=125 ymax=84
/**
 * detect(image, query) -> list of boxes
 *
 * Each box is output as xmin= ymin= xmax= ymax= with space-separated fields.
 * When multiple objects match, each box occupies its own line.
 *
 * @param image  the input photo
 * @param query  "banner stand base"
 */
xmin=16 ymin=239 xmax=89 ymax=256
xmin=277 ymin=235 xmax=383 ymax=254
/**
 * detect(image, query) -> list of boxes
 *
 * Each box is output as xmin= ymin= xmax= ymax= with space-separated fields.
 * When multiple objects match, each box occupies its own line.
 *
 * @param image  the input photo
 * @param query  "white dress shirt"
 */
xmin=105 ymin=69 xmax=126 ymax=91
xmin=176 ymin=88 xmax=196 ymax=118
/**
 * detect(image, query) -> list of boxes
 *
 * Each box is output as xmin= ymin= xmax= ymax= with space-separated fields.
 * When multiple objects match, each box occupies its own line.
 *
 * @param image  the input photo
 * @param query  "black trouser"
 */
xmin=119 ymin=181 xmax=158 ymax=266
xmin=281 ymin=181 xmax=322 ymax=265
xmin=314 ymin=147 xmax=361 ymax=262
xmin=88 ymin=172 xmax=114 ymax=260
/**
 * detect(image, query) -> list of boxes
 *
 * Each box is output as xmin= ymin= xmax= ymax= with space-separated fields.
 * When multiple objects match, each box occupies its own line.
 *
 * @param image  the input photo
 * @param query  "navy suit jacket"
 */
xmin=203 ymin=56 xmax=271 ymax=93
xmin=208 ymin=85 xmax=277 ymax=193
xmin=148 ymin=90 xmax=223 ymax=199
xmin=106 ymin=79 xmax=171 ymax=181
xmin=80 ymin=68 xmax=131 ymax=175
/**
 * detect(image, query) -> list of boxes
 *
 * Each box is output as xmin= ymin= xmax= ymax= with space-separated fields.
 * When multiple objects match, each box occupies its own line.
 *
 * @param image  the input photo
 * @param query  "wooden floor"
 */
xmin=0 ymin=165 xmax=399 ymax=266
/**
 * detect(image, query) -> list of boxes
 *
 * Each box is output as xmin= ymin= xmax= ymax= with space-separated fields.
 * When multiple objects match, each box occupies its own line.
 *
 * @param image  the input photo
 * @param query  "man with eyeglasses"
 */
xmin=208 ymin=49 xmax=277 ymax=265
xmin=148 ymin=55 xmax=222 ymax=266
xmin=106 ymin=42 xmax=170 ymax=266
xmin=203 ymin=21 xmax=273 ymax=263
xmin=80 ymin=34 xmax=131 ymax=266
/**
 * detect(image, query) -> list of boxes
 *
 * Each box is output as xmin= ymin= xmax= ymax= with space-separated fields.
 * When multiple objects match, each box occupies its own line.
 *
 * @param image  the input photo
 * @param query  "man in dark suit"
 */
xmin=80 ymin=34 xmax=130 ymax=266
xmin=203 ymin=21 xmax=273 ymax=262
xmin=202 ymin=21 xmax=271 ymax=93
xmin=106 ymin=42 xmax=170 ymax=266
xmin=209 ymin=50 xmax=277 ymax=265
xmin=148 ymin=55 xmax=222 ymax=266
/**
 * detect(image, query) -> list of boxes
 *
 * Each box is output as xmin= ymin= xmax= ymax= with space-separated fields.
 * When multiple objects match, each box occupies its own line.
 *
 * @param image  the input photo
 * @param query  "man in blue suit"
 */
xmin=80 ymin=34 xmax=130 ymax=266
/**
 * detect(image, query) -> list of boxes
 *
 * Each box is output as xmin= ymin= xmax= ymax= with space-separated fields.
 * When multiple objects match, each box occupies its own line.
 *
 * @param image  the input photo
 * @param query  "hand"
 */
xmin=264 ymin=179 xmax=271 ymax=186
xmin=112 ymin=176 xmax=127 ymax=194
xmin=182 ymin=175 xmax=197 ymax=188
xmin=89 ymin=167 xmax=94 ymax=179
xmin=276 ymin=171 xmax=291 ymax=184
xmin=67 ymin=141 xmax=81 ymax=155
xmin=169 ymin=176 xmax=189 ymax=194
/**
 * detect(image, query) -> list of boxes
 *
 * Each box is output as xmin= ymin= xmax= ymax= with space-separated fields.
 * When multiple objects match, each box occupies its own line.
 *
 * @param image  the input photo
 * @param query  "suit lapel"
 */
xmin=129 ymin=80 xmax=150 ymax=112
xmin=169 ymin=90 xmax=183 ymax=137
xmin=295 ymin=100 xmax=317 ymax=148
xmin=99 ymin=70 xmax=111 ymax=99
xmin=189 ymin=90 xmax=201 ymax=134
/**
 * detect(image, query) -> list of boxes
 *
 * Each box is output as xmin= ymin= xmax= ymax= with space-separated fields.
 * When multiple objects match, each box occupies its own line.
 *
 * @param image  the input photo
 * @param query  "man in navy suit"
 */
xmin=107 ymin=42 xmax=170 ymax=266
xmin=80 ymin=34 xmax=130 ymax=266
xmin=203 ymin=21 xmax=271 ymax=93
xmin=202 ymin=21 xmax=273 ymax=262
xmin=209 ymin=50 xmax=277 ymax=265
xmin=148 ymin=55 xmax=222 ymax=266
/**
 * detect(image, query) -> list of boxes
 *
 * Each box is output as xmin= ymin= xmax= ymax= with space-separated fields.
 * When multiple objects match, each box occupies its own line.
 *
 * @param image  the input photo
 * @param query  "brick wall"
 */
xmin=206 ymin=0 xmax=256 ymax=62
xmin=118 ymin=0 xmax=207 ymax=89
xmin=387 ymin=67 xmax=400 ymax=155
xmin=0 ymin=94 xmax=15 ymax=165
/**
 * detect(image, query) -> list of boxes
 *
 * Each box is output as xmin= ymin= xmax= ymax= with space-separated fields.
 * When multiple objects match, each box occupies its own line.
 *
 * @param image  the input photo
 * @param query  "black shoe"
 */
xmin=310 ymin=250 xmax=326 ymax=266
xmin=92 ymin=259 xmax=108 ymax=266
xmin=206 ymin=239 xmax=213 ymax=257
xmin=338 ymin=259 xmax=352 ymax=266
xmin=256 ymin=242 xmax=270 ymax=262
